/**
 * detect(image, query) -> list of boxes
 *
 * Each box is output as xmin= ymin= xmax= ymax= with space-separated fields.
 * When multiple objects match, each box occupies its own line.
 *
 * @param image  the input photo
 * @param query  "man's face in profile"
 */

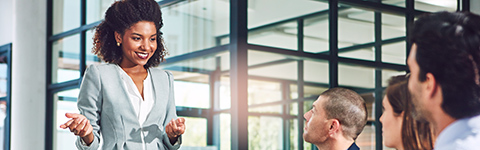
xmin=303 ymin=95 xmax=330 ymax=144
xmin=407 ymin=44 xmax=429 ymax=122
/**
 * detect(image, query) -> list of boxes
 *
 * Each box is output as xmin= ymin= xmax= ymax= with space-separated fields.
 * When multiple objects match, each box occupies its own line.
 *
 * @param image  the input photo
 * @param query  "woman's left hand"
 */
xmin=166 ymin=118 xmax=186 ymax=142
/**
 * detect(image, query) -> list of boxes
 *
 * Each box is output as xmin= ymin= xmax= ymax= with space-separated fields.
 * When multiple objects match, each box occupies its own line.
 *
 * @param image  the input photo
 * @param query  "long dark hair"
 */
xmin=386 ymin=75 xmax=435 ymax=150
xmin=92 ymin=0 xmax=166 ymax=68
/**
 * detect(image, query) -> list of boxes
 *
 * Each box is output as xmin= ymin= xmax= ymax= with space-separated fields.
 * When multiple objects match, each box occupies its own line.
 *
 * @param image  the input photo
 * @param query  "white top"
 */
xmin=117 ymin=65 xmax=154 ymax=150
xmin=434 ymin=114 xmax=480 ymax=150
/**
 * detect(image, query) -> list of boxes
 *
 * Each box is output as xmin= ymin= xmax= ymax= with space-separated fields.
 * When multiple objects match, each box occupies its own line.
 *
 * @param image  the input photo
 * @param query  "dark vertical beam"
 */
xmin=405 ymin=0 xmax=414 ymax=67
xmin=208 ymin=57 xmax=221 ymax=146
xmin=329 ymin=0 xmax=339 ymax=88
xmin=80 ymin=0 xmax=87 ymax=76
xmin=281 ymin=82 xmax=290 ymax=150
xmin=229 ymin=0 xmax=248 ymax=149
xmin=4 ymin=44 xmax=12 ymax=150
xmin=45 ymin=0 xmax=54 ymax=149
xmin=374 ymin=70 xmax=383 ymax=150
xmin=374 ymin=6 xmax=383 ymax=150
xmin=297 ymin=18 xmax=305 ymax=150
xmin=297 ymin=60 xmax=305 ymax=150
xmin=462 ymin=0 xmax=470 ymax=11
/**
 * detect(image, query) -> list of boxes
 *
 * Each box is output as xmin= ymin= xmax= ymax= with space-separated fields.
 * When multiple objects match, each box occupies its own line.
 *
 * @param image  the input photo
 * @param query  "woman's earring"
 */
xmin=117 ymin=42 xmax=121 ymax=46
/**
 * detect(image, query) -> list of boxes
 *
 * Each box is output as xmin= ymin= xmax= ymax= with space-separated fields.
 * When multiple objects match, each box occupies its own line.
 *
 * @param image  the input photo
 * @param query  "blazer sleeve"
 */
xmin=75 ymin=64 xmax=103 ymax=150
xmin=161 ymin=71 xmax=182 ymax=149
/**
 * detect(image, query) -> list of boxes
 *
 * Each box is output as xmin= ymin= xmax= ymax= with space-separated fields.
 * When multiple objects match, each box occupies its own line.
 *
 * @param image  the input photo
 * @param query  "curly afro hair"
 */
xmin=92 ymin=0 xmax=166 ymax=68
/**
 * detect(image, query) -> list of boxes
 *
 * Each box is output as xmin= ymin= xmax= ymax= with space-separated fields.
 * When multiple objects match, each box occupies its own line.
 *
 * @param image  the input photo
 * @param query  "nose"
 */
xmin=379 ymin=113 xmax=384 ymax=123
xmin=304 ymin=111 xmax=311 ymax=121
xmin=140 ymin=39 xmax=152 ymax=51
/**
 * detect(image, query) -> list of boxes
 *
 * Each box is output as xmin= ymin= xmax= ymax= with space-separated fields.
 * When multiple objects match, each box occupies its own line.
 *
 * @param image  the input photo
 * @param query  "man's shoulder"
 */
xmin=435 ymin=115 xmax=480 ymax=149
xmin=347 ymin=142 xmax=360 ymax=150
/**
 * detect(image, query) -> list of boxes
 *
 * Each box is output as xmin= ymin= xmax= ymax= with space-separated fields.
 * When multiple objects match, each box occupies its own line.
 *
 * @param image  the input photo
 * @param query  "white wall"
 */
xmin=11 ymin=0 xmax=46 ymax=149
xmin=0 ymin=0 xmax=13 ymax=46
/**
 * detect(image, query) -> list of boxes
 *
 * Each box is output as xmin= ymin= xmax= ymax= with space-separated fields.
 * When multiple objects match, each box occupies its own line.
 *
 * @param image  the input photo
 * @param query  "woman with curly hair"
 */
xmin=59 ymin=0 xmax=185 ymax=149
xmin=380 ymin=74 xmax=435 ymax=150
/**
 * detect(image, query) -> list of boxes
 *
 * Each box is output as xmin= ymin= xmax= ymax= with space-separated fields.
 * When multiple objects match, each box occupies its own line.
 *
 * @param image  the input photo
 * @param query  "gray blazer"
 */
xmin=75 ymin=64 xmax=181 ymax=150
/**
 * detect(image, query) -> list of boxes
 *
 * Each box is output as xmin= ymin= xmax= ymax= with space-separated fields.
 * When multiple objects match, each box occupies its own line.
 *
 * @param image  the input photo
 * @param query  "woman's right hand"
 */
xmin=60 ymin=113 xmax=94 ymax=145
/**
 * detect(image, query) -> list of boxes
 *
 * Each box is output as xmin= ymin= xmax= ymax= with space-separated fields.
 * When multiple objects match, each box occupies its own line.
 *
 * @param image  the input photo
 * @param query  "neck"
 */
xmin=315 ymin=137 xmax=354 ymax=150
xmin=431 ymin=109 xmax=456 ymax=136
xmin=119 ymin=63 xmax=147 ymax=74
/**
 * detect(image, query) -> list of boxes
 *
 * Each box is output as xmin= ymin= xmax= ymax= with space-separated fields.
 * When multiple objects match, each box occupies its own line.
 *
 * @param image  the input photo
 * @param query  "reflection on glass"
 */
xmin=86 ymin=0 xmax=112 ymax=24
xmin=289 ymin=119 xmax=298 ymax=150
xmin=338 ymin=7 xmax=375 ymax=49
xmin=248 ymin=80 xmax=281 ymax=105
xmin=337 ymin=6 xmax=375 ymax=61
xmin=0 ymin=64 xmax=6 ymax=98
xmin=220 ymin=113 xmax=231 ymax=150
xmin=52 ymin=34 xmax=81 ymax=83
xmin=304 ymin=15 xmax=329 ymax=53
xmin=170 ymin=72 xmax=210 ymax=108
xmin=290 ymin=103 xmax=298 ymax=115
xmin=248 ymin=0 xmax=327 ymax=28
xmin=248 ymin=21 xmax=298 ymax=50
xmin=382 ymin=69 xmax=406 ymax=87
xmin=248 ymin=105 xmax=282 ymax=114
xmin=383 ymin=41 xmax=406 ymax=65
xmin=382 ymin=0 xmax=405 ymax=7
xmin=360 ymin=92 xmax=375 ymax=121
xmin=0 ymin=63 xmax=6 ymax=150
xmin=339 ymin=63 xmax=375 ymax=89
xmin=247 ymin=0 xmax=328 ymax=51
xmin=55 ymin=89 xmax=80 ymax=150
xmin=248 ymin=50 xmax=297 ymax=81
xmin=248 ymin=116 xmax=282 ymax=149
xmin=219 ymin=76 xmax=231 ymax=110
xmin=180 ymin=117 xmax=207 ymax=147
xmin=161 ymin=0 xmax=230 ymax=57
xmin=356 ymin=125 xmax=376 ymax=149
xmin=382 ymin=13 xmax=405 ymax=40
xmin=414 ymin=0 xmax=457 ymax=12
xmin=53 ymin=0 xmax=80 ymax=35
xmin=304 ymin=60 xmax=329 ymax=87
xmin=85 ymin=29 xmax=103 ymax=66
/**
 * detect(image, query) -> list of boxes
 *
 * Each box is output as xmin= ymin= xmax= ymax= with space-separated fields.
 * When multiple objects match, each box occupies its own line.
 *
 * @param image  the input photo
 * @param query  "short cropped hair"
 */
xmin=92 ymin=0 xmax=167 ymax=68
xmin=321 ymin=87 xmax=367 ymax=140
xmin=410 ymin=11 xmax=480 ymax=119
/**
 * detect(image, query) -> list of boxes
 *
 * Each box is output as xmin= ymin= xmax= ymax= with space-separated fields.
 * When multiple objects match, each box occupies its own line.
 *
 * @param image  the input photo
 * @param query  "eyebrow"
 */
xmin=131 ymin=33 xmax=157 ymax=37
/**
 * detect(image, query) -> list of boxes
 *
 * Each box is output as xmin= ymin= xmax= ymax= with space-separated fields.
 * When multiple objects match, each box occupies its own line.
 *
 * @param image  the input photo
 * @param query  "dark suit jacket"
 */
xmin=348 ymin=142 xmax=360 ymax=150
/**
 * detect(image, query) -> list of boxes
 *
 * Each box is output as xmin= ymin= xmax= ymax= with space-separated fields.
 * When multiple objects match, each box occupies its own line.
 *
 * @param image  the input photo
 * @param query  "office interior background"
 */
xmin=1 ymin=0 xmax=480 ymax=149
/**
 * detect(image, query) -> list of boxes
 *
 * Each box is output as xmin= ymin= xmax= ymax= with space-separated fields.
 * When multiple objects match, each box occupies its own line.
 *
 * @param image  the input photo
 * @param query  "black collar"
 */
xmin=347 ymin=142 xmax=360 ymax=150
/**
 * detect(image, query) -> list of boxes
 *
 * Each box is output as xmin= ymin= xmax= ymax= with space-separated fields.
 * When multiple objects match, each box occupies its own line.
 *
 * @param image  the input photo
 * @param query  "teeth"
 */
xmin=136 ymin=52 xmax=147 ymax=57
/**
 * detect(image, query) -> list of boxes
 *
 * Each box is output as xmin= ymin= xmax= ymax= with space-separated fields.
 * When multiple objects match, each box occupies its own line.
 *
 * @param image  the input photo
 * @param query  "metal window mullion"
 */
xmin=229 ymin=0 xmax=248 ymax=149
xmin=296 ymin=17 xmax=305 ymax=150
xmin=45 ymin=0 xmax=54 ymax=149
xmin=4 ymin=44 xmax=12 ymax=150
xmin=329 ymin=0 xmax=339 ymax=88
xmin=374 ymin=8 xmax=383 ymax=150
xmin=80 ymin=0 xmax=87 ymax=76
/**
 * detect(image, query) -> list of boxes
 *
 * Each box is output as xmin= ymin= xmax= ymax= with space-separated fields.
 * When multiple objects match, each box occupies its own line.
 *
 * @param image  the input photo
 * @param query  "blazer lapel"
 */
xmin=142 ymin=68 xmax=169 ymax=126
xmin=109 ymin=64 xmax=141 ymax=126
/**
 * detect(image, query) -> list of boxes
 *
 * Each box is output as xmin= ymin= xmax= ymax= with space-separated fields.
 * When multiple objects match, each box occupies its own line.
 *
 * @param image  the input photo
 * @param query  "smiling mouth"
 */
xmin=136 ymin=52 xmax=148 ymax=59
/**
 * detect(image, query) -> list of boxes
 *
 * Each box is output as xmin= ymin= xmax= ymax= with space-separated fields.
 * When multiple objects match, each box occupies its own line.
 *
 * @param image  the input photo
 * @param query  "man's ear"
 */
xmin=114 ymin=31 xmax=122 ymax=44
xmin=328 ymin=119 xmax=341 ymax=137
xmin=424 ymin=73 xmax=439 ymax=98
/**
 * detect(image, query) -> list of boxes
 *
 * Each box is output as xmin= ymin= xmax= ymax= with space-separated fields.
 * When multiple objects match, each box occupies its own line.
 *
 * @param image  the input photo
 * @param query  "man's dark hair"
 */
xmin=321 ymin=87 xmax=367 ymax=140
xmin=410 ymin=11 xmax=480 ymax=119
xmin=93 ymin=0 xmax=166 ymax=68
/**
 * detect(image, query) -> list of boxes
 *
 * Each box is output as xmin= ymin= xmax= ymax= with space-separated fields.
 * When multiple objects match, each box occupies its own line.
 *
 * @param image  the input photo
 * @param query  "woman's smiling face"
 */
xmin=115 ymin=21 xmax=157 ymax=68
